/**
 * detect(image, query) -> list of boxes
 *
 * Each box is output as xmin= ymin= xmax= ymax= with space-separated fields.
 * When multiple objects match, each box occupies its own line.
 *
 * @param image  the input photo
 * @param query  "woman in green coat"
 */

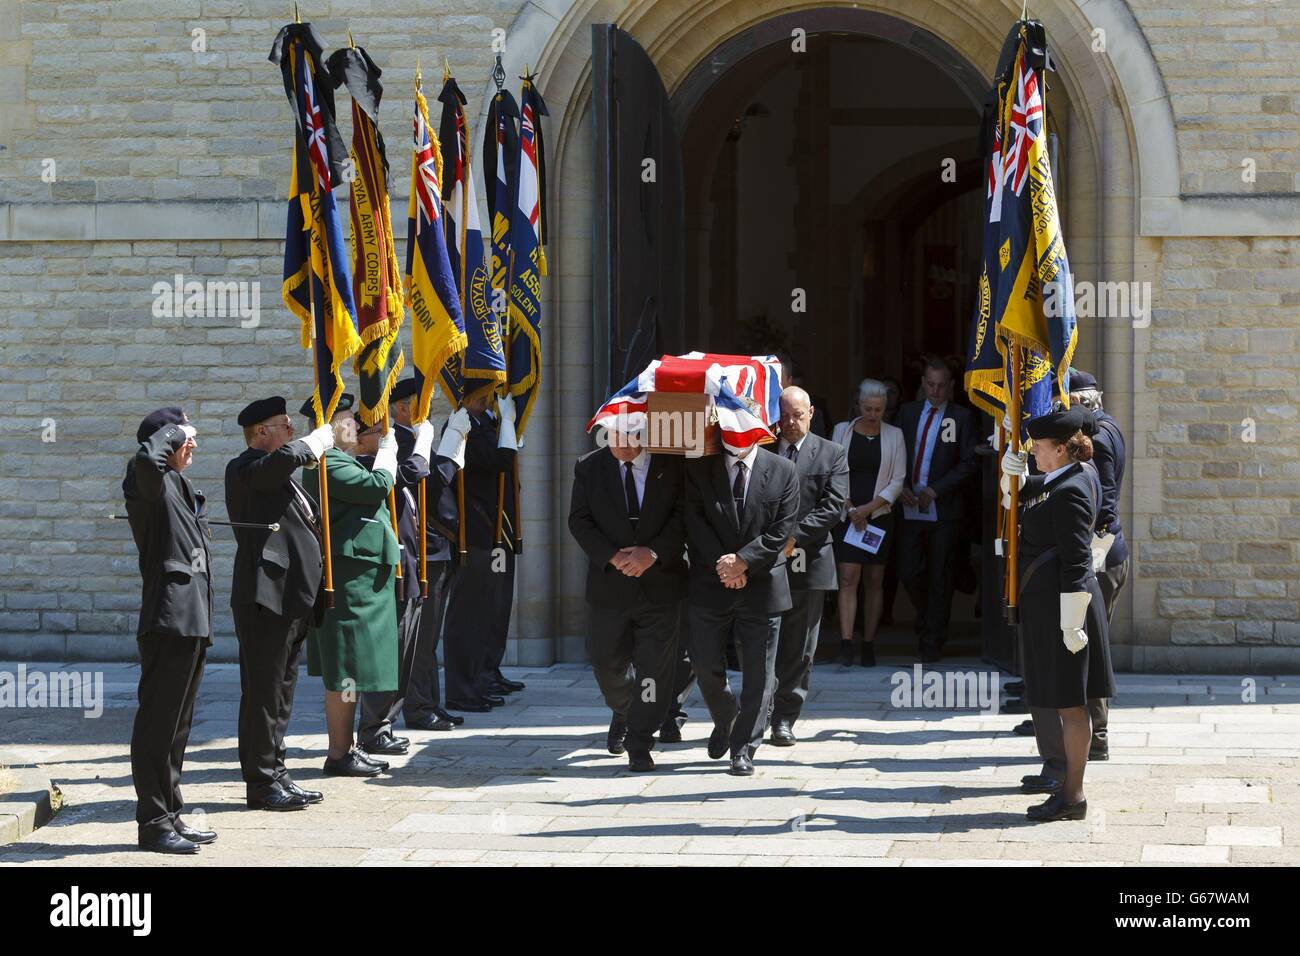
xmin=303 ymin=402 xmax=400 ymax=777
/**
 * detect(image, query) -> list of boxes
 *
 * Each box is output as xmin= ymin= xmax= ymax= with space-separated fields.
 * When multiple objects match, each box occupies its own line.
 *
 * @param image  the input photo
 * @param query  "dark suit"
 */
xmin=568 ymin=448 xmax=687 ymax=756
xmin=443 ymin=410 xmax=518 ymax=702
xmin=684 ymin=447 xmax=799 ymax=758
xmin=357 ymin=424 xmax=431 ymax=744
xmin=122 ymin=423 xmax=212 ymax=838
xmin=404 ymin=450 xmax=459 ymax=723
xmin=897 ymin=399 xmax=976 ymax=654
xmin=225 ymin=439 xmax=323 ymax=798
xmin=771 ymin=434 xmax=849 ymax=727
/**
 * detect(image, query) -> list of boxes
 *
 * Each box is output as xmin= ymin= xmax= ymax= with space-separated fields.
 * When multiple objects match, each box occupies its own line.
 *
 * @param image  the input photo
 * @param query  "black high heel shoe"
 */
xmin=839 ymin=640 xmax=854 ymax=667
xmin=859 ymin=642 xmax=876 ymax=668
xmin=1027 ymin=793 xmax=1087 ymax=822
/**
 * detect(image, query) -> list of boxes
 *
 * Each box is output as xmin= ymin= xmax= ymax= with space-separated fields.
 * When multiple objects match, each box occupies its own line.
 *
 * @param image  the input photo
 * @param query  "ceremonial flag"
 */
xmin=438 ymin=74 xmax=506 ymax=404
xmin=328 ymin=43 xmax=404 ymax=427
xmin=270 ymin=23 xmax=361 ymax=426
xmin=965 ymin=20 xmax=1077 ymax=435
xmin=504 ymin=76 xmax=548 ymax=437
xmin=404 ymin=75 xmax=468 ymax=424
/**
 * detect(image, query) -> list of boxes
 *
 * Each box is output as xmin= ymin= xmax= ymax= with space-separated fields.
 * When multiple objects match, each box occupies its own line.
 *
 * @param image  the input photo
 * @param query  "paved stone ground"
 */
xmin=2 ymin=658 xmax=1298 ymax=866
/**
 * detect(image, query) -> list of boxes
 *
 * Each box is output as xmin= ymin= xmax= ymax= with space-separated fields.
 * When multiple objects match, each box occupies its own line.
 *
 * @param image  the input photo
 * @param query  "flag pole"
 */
xmin=1005 ymin=344 xmax=1023 ymax=624
xmin=494 ymin=247 xmax=513 ymax=548
xmin=308 ymin=272 xmax=335 ymax=609
xmin=457 ymin=77 xmax=473 ymax=562
xmin=384 ymin=413 xmax=404 ymax=600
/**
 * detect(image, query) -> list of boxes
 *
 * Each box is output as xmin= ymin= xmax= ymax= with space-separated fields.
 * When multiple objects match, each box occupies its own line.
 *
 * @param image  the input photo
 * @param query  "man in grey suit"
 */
xmin=769 ymin=387 xmax=849 ymax=746
xmin=684 ymin=438 xmax=799 ymax=776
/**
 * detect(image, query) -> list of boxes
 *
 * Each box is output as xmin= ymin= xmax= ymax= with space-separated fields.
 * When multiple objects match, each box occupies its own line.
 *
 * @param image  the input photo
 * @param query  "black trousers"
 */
xmin=405 ymin=560 xmax=451 ymax=721
xmin=662 ymin=615 xmax=697 ymax=732
xmin=1098 ymin=557 xmax=1129 ymax=628
xmin=771 ymin=588 xmax=826 ymax=726
xmin=687 ymin=602 xmax=781 ymax=758
xmin=359 ymin=592 xmax=423 ymax=743
xmin=132 ymin=633 xmax=206 ymax=836
xmin=588 ymin=600 xmax=681 ymax=756
xmin=233 ymin=604 xmax=308 ymax=796
xmin=482 ymin=546 xmax=516 ymax=681
xmin=443 ymin=546 xmax=496 ymax=701
xmin=898 ymin=518 xmax=959 ymax=651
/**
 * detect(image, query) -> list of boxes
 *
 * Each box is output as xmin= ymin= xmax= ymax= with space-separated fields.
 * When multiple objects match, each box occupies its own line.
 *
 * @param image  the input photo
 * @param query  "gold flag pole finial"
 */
xmin=293 ymin=3 xmax=300 ymax=23
xmin=1021 ymin=1 xmax=1028 ymax=20
xmin=415 ymin=57 xmax=422 ymax=91
xmin=443 ymin=57 xmax=451 ymax=84
xmin=348 ymin=28 xmax=355 ymax=49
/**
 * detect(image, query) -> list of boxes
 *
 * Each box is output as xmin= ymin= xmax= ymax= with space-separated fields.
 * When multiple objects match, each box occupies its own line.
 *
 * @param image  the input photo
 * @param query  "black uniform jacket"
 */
xmin=782 ymin=432 xmax=849 ymax=592
xmin=457 ymin=411 xmax=518 ymax=552
xmin=684 ymin=446 xmax=799 ymax=615
xmin=122 ymin=423 xmax=213 ymax=641
xmin=1091 ymin=411 xmax=1129 ymax=567
xmin=359 ymin=422 xmax=431 ymax=587
xmin=225 ymin=439 xmax=323 ymax=619
xmin=567 ymin=448 xmax=687 ymax=609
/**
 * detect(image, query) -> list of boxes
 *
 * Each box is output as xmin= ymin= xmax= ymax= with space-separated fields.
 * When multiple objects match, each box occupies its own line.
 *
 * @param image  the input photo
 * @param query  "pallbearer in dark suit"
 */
xmin=226 ymin=397 xmax=335 ymax=812
xmin=1001 ymin=408 xmax=1115 ymax=822
xmin=568 ymin=426 xmax=687 ymax=772
xmin=123 ymin=407 xmax=216 ymax=854
xmin=769 ymin=387 xmax=848 ymax=746
xmin=684 ymin=440 xmax=799 ymax=776
xmin=355 ymin=395 xmax=439 ymax=756
xmin=442 ymin=392 xmax=519 ymax=712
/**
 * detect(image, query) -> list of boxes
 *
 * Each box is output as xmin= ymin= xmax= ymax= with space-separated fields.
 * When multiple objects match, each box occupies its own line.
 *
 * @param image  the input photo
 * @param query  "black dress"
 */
xmin=832 ymin=430 xmax=894 ymax=565
xmin=1016 ymin=463 xmax=1115 ymax=708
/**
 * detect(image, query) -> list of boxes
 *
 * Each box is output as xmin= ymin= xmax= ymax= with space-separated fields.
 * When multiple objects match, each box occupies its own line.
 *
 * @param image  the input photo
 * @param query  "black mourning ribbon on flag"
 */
xmin=624 ymin=461 xmax=640 ymax=524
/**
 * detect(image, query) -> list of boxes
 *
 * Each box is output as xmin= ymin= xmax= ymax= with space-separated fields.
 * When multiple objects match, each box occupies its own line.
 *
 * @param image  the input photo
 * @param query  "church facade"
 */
xmin=1 ymin=0 xmax=1297 ymax=672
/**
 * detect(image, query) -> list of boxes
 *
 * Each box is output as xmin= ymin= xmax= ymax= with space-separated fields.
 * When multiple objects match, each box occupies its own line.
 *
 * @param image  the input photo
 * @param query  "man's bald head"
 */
xmin=778 ymin=386 xmax=813 ymax=444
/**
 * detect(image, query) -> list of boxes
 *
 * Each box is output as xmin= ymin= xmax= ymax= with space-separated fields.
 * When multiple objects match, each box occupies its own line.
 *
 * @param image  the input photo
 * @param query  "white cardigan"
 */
xmin=830 ymin=418 xmax=907 ymax=518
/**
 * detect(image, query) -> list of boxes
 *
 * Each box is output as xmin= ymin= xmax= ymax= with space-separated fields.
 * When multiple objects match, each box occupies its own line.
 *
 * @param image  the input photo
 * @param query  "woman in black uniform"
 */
xmin=1001 ymin=407 xmax=1114 ymax=821
xmin=830 ymin=379 xmax=907 ymax=667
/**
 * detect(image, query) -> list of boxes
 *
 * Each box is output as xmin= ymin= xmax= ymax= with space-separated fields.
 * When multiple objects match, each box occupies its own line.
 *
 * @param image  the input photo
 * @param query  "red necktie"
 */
xmin=913 ymin=406 xmax=938 ymax=486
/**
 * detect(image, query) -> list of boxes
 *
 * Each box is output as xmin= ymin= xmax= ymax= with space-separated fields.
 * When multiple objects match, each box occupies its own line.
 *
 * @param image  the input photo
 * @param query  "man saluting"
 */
xmin=568 ymin=423 xmax=687 ymax=772
xmin=225 ymin=397 xmax=335 ymax=812
xmin=123 ymin=406 xmax=215 ymax=854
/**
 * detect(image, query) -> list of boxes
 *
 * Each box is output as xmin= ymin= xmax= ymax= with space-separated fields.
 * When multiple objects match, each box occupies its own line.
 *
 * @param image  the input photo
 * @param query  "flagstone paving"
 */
xmin=1 ymin=659 xmax=1298 ymax=866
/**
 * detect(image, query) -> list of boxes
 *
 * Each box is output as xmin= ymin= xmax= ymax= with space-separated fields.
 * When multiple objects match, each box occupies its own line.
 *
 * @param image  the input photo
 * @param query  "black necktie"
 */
xmin=732 ymin=459 xmax=747 ymax=515
xmin=786 ymin=443 xmax=799 ymax=464
xmin=624 ymin=461 xmax=640 ymax=523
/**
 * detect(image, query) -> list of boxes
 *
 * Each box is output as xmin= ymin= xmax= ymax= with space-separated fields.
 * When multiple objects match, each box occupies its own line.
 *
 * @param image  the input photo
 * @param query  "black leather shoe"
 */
xmin=1005 ymin=680 xmax=1025 ymax=695
xmin=769 ymin=721 xmax=795 ymax=747
xmin=728 ymin=752 xmax=754 ymax=776
xmin=707 ymin=717 xmax=735 ymax=760
xmin=628 ymin=753 xmax=655 ymax=773
xmin=860 ymin=642 xmax=876 ymax=667
xmin=1020 ymin=775 xmax=1063 ymax=795
xmin=607 ymin=717 xmax=628 ymax=755
xmin=486 ymin=681 xmax=515 ymax=696
xmin=658 ymin=723 xmax=683 ymax=744
xmin=139 ymin=830 xmax=199 ymax=855
xmin=324 ymin=751 xmax=383 ymax=777
xmin=406 ymin=714 xmax=455 ymax=732
xmin=173 ymin=818 xmax=217 ymax=844
xmin=434 ymin=707 xmax=465 ymax=726
xmin=838 ymin=641 xmax=854 ymax=667
xmin=1012 ymin=719 xmax=1035 ymax=736
xmin=1089 ymin=743 xmax=1109 ymax=761
xmin=353 ymin=748 xmax=389 ymax=771
xmin=360 ymin=732 xmax=409 ymax=755
xmin=281 ymin=778 xmax=323 ymax=804
xmin=445 ymin=698 xmax=491 ymax=713
xmin=494 ymin=673 xmax=526 ymax=692
xmin=1027 ymin=793 xmax=1087 ymax=822
xmin=482 ymin=694 xmax=506 ymax=708
xmin=247 ymin=788 xmax=310 ymax=811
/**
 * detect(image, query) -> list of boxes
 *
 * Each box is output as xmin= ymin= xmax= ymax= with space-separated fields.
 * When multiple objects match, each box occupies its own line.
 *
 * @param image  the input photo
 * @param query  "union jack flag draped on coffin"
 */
xmin=270 ymin=22 xmax=362 ymax=427
xmin=586 ymin=352 xmax=782 ymax=451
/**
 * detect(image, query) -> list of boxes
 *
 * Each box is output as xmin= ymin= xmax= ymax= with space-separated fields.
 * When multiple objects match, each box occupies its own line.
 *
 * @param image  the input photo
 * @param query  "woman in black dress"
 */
xmin=830 ymin=380 xmax=907 ymax=667
xmin=1002 ymin=407 xmax=1115 ymax=822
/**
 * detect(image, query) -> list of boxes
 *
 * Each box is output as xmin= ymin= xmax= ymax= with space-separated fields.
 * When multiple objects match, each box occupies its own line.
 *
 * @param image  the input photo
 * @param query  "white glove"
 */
xmin=301 ymin=424 xmax=334 ymax=459
xmin=372 ymin=428 xmax=398 ymax=480
xmin=989 ymin=429 xmax=1002 ymax=452
xmin=179 ymin=424 xmax=198 ymax=442
xmin=436 ymin=414 xmax=468 ymax=470
xmin=1060 ymin=591 xmax=1091 ymax=655
xmin=1001 ymin=449 xmax=1029 ymax=479
xmin=413 ymin=420 xmax=436 ymax=463
xmin=497 ymin=395 xmax=518 ymax=451
xmin=1000 ymin=473 xmax=1012 ymax=511
xmin=1091 ymin=531 xmax=1115 ymax=573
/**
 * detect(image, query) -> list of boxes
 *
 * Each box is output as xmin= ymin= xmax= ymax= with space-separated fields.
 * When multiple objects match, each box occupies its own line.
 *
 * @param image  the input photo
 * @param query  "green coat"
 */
xmin=304 ymin=449 xmax=399 ymax=693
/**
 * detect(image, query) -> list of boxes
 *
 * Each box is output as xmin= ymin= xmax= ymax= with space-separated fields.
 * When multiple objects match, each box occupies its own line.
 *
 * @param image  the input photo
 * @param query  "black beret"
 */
xmin=299 ymin=392 xmax=354 ymax=421
xmin=1068 ymin=368 xmax=1099 ymax=391
xmin=237 ymin=396 xmax=287 ymax=427
xmin=1026 ymin=407 xmax=1092 ymax=444
xmin=136 ymin=406 xmax=186 ymax=444
xmin=391 ymin=378 xmax=419 ymax=403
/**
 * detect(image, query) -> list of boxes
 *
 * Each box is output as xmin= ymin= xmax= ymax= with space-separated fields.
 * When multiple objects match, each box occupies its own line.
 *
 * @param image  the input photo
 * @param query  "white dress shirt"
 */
xmin=777 ymin=434 xmax=807 ymax=462
xmin=912 ymin=400 xmax=948 ymax=488
xmin=725 ymin=444 xmax=758 ymax=504
xmin=619 ymin=447 xmax=651 ymax=510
